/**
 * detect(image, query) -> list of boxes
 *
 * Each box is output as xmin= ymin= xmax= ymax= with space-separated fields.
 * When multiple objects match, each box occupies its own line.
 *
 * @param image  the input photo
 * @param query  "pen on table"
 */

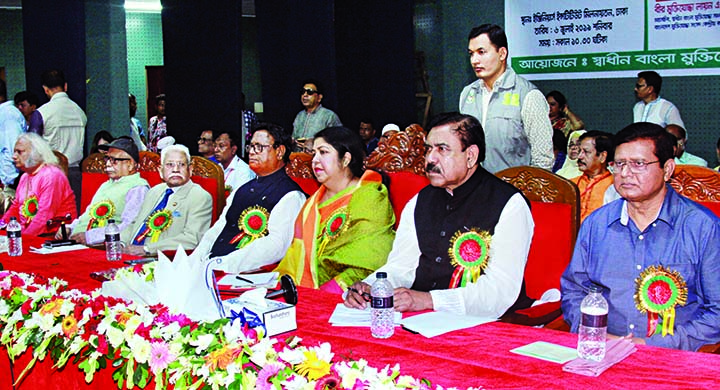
xmin=236 ymin=276 xmax=254 ymax=284
xmin=347 ymin=287 xmax=371 ymax=301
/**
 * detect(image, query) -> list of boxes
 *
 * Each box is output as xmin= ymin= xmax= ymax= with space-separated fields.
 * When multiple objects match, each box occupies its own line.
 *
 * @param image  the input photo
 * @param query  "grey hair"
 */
xmin=161 ymin=144 xmax=191 ymax=165
xmin=17 ymin=132 xmax=58 ymax=168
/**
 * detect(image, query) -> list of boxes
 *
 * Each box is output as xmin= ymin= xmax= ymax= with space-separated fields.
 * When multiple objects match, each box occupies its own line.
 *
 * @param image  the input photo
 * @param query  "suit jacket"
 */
xmin=122 ymin=180 xmax=212 ymax=253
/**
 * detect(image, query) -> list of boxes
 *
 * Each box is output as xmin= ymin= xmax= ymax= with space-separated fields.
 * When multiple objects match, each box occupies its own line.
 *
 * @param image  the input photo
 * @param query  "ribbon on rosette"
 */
xmin=21 ymin=195 xmax=39 ymax=221
xmin=316 ymin=208 xmax=349 ymax=257
xmin=134 ymin=209 xmax=173 ymax=244
xmin=448 ymin=229 xmax=492 ymax=288
xmin=229 ymin=206 xmax=270 ymax=249
xmin=634 ymin=265 xmax=688 ymax=337
xmin=86 ymin=200 xmax=115 ymax=230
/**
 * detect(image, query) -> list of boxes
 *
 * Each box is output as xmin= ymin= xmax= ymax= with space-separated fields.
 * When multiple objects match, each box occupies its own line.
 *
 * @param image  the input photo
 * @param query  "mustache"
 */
xmin=425 ymin=163 xmax=441 ymax=174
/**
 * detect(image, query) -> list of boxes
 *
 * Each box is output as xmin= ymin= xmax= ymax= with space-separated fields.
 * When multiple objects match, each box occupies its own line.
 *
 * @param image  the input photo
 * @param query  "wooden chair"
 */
xmin=52 ymin=150 xmax=69 ymax=177
xmin=285 ymin=152 xmax=320 ymax=195
xmin=670 ymin=165 xmax=720 ymax=216
xmin=495 ymin=166 xmax=580 ymax=326
xmin=190 ymin=156 xmax=225 ymax=222
xmin=366 ymin=124 xmax=427 ymax=175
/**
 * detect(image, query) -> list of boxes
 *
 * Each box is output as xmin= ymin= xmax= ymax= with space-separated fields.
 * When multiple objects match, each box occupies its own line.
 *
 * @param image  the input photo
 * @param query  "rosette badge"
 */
xmin=230 ymin=206 xmax=269 ymax=248
xmin=87 ymin=200 xmax=115 ymax=229
xmin=448 ymin=229 xmax=491 ymax=288
xmin=634 ymin=265 xmax=688 ymax=337
xmin=21 ymin=195 xmax=39 ymax=221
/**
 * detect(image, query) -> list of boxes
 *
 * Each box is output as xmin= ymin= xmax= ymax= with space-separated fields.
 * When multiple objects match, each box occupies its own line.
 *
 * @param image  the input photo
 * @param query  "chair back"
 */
xmin=670 ymin=165 xmax=720 ymax=217
xmin=53 ymin=150 xmax=69 ymax=177
xmin=190 ymin=156 xmax=225 ymax=222
xmin=496 ymin=166 xmax=580 ymax=300
xmin=366 ymin=124 xmax=427 ymax=175
xmin=286 ymin=152 xmax=320 ymax=195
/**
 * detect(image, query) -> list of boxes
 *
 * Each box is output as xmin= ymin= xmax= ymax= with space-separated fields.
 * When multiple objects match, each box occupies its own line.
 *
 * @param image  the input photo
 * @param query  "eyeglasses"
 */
xmin=197 ymin=137 xmax=213 ymax=144
xmin=245 ymin=143 xmax=276 ymax=153
xmin=301 ymin=88 xmax=319 ymax=96
xmin=568 ymin=143 xmax=581 ymax=149
xmin=214 ymin=142 xmax=231 ymax=151
xmin=635 ymin=83 xmax=647 ymax=89
xmin=610 ymin=160 xmax=660 ymax=174
xmin=104 ymin=156 xmax=131 ymax=165
xmin=164 ymin=161 xmax=188 ymax=169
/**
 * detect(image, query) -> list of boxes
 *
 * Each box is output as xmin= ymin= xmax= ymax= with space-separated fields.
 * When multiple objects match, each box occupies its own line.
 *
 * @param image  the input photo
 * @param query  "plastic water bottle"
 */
xmin=578 ymin=286 xmax=608 ymax=361
xmin=370 ymin=272 xmax=394 ymax=339
xmin=7 ymin=217 xmax=22 ymax=257
xmin=104 ymin=219 xmax=122 ymax=261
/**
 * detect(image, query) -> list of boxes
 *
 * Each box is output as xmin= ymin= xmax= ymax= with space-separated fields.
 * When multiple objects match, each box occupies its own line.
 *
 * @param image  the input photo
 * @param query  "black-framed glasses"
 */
xmin=104 ymin=156 xmax=132 ymax=164
xmin=610 ymin=160 xmax=660 ymax=174
xmin=635 ymin=83 xmax=647 ymax=89
xmin=197 ymin=137 xmax=213 ymax=144
xmin=301 ymin=88 xmax=318 ymax=96
xmin=245 ymin=143 xmax=276 ymax=153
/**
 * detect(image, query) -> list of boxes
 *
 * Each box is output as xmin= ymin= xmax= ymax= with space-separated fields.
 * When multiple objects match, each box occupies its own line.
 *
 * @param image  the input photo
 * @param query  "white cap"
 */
xmin=157 ymin=136 xmax=176 ymax=151
xmin=381 ymin=123 xmax=401 ymax=135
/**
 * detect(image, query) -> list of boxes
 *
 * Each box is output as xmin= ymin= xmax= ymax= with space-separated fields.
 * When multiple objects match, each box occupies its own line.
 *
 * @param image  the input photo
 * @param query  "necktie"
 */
xmin=132 ymin=188 xmax=173 ymax=245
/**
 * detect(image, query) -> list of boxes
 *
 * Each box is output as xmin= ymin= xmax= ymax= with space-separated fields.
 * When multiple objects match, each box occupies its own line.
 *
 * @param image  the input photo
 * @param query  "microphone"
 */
xmin=265 ymin=275 xmax=298 ymax=305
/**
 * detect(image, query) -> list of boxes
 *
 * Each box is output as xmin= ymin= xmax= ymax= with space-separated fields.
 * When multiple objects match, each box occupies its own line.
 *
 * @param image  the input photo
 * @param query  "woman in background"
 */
xmin=546 ymin=90 xmax=584 ymax=138
xmin=275 ymin=126 xmax=395 ymax=293
xmin=556 ymin=130 xmax=586 ymax=180
xmin=89 ymin=131 xmax=114 ymax=155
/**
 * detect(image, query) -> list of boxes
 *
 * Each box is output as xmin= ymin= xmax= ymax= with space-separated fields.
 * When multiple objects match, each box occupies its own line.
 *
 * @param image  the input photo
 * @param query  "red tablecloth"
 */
xmin=2 ymin=241 xmax=720 ymax=389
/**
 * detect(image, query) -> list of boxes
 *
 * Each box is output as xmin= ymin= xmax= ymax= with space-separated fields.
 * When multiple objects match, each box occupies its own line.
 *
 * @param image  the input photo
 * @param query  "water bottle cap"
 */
xmin=376 ymin=272 xmax=387 ymax=279
xmin=9 ymin=217 xmax=17 ymax=221
xmin=588 ymin=285 xmax=603 ymax=294
xmin=108 ymin=219 xmax=115 ymax=224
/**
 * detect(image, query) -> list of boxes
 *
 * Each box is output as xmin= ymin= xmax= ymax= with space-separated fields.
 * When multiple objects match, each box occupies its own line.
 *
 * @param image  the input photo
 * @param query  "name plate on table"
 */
xmin=223 ymin=297 xmax=297 ymax=337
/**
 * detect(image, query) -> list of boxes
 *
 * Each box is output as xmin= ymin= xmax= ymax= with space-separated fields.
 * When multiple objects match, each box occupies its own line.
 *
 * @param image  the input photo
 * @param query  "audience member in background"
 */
xmin=0 ymin=133 xmax=76 ymax=235
xmin=63 ymin=138 xmax=149 ymax=245
xmin=633 ymin=71 xmax=684 ymax=128
xmin=665 ymin=124 xmax=708 ymax=167
xmin=344 ymin=113 xmax=534 ymax=317
xmin=14 ymin=91 xmax=43 ymax=135
xmin=292 ymin=79 xmax=342 ymax=146
xmin=128 ymin=93 xmax=146 ymax=151
xmin=378 ymin=123 xmax=401 ymax=144
xmin=89 ymin=131 xmax=114 ymax=155
xmin=551 ymin=129 xmax=568 ymax=173
xmin=147 ymin=94 xmax=167 ymax=152
xmin=276 ymin=126 xmax=395 ymax=292
xmin=358 ymin=119 xmax=379 ymax=155
xmin=556 ymin=130 xmax=586 ymax=179
xmin=197 ymin=129 xmax=219 ymax=163
xmin=122 ymin=144 xmax=212 ymax=256
xmin=213 ymin=130 xmax=255 ymax=194
xmin=194 ymin=123 xmax=306 ymax=273
xmin=38 ymin=69 xmax=86 ymax=211
xmin=546 ymin=90 xmax=585 ymax=138
xmin=1 ymin=80 xmax=25 ymax=191
xmin=240 ymin=92 xmax=258 ymax=154
xmin=460 ymin=24 xmax=554 ymax=173
xmin=156 ymin=136 xmax=175 ymax=151
xmin=561 ymin=122 xmax=720 ymax=351
xmin=571 ymin=130 xmax=614 ymax=221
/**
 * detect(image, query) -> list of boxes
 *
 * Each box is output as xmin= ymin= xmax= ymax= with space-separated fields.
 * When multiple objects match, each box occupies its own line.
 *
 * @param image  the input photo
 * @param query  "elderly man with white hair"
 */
xmin=121 ymin=144 xmax=212 ymax=256
xmin=0 ymin=132 xmax=76 ymax=235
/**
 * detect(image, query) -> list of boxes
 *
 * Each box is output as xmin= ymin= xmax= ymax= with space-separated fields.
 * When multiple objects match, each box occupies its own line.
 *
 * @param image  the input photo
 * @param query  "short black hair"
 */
xmin=155 ymin=93 xmax=166 ymax=105
xmin=638 ymin=71 xmax=662 ymax=95
xmin=41 ymin=69 xmax=66 ymax=89
xmin=314 ymin=126 xmax=366 ymax=178
xmin=301 ymin=78 xmax=324 ymax=94
xmin=14 ymin=91 xmax=40 ymax=107
xmin=614 ymin=122 xmax=675 ymax=166
xmin=579 ymin=130 xmax=614 ymax=161
xmin=217 ymin=130 xmax=242 ymax=148
xmin=252 ymin=122 xmax=293 ymax=163
xmin=468 ymin=24 xmax=508 ymax=50
xmin=546 ymin=90 xmax=567 ymax=109
xmin=428 ymin=112 xmax=486 ymax=163
xmin=665 ymin=124 xmax=686 ymax=141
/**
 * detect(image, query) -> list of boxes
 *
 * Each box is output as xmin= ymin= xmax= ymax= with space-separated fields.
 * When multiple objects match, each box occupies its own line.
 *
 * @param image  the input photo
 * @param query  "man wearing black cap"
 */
xmin=62 ymin=137 xmax=150 ymax=245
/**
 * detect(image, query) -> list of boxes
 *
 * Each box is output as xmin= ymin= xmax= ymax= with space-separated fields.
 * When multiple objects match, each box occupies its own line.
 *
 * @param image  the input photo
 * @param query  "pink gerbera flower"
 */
xmin=148 ymin=341 xmax=176 ymax=374
xmin=256 ymin=362 xmax=285 ymax=390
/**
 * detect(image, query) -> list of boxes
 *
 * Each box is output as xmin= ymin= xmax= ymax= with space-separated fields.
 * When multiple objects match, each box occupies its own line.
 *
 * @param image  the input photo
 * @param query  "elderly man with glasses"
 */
xmin=193 ymin=123 xmax=306 ymax=273
xmin=292 ymin=79 xmax=342 ymax=145
xmin=196 ymin=129 xmax=219 ymax=163
xmin=561 ymin=122 xmax=720 ymax=351
xmin=121 ymin=144 xmax=212 ymax=256
xmin=62 ymin=137 xmax=149 ymax=244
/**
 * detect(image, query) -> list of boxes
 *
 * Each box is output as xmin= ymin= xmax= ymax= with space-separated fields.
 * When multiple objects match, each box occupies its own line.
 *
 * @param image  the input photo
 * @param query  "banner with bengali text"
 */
xmin=506 ymin=0 xmax=720 ymax=79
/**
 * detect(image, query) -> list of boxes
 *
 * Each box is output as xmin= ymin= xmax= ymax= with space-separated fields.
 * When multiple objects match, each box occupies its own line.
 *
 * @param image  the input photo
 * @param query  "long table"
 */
xmin=2 ymin=236 xmax=720 ymax=389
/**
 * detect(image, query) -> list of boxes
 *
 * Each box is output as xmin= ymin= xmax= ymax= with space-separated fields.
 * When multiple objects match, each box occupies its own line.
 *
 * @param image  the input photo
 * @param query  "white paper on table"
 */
xmin=400 ymin=311 xmax=495 ymax=338
xmin=217 ymin=272 xmax=279 ymax=289
xmin=29 ymin=244 xmax=89 ymax=254
xmin=328 ymin=303 xmax=402 ymax=327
